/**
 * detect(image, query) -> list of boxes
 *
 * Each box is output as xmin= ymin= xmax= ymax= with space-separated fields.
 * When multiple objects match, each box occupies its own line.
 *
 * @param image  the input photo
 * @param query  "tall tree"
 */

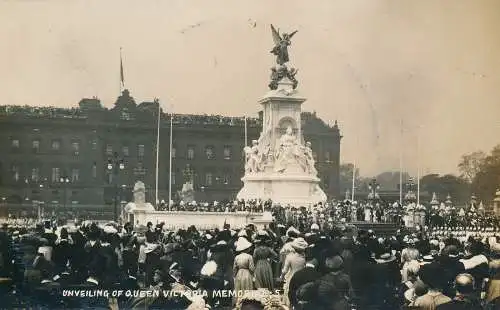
xmin=458 ymin=151 xmax=486 ymax=183
xmin=471 ymin=144 xmax=500 ymax=202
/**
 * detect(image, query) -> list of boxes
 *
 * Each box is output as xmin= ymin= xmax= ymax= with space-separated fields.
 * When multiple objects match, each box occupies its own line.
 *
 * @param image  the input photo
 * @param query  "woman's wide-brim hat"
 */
xmin=291 ymin=237 xmax=308 ymax=251
xmin=210 ymin=240 xmax=228 ymax=252
xmin=235 ymin=237 xmax=253 ymax=252
xmin=374 ymin=252 xmax=396 ymax=264
xmin=144 ymin=243 xmax=160 ymax=254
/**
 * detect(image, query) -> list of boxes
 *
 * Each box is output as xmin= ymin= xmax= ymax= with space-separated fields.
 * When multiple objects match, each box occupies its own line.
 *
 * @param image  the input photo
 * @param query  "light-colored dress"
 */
xmin=282 ymin=252 xmax=305 ymax=306
xmin=233 ymin=252 xmax=255 ymax=293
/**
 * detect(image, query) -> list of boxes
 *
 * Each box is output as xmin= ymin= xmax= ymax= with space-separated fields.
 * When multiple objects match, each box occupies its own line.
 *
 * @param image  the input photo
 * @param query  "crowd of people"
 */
xmin=0 ymin=105 xmax=86 ymax=119
xmin=0 ymin=105 xmax=262 ymax=128
xmin=1 ymin=206 xmax=500 ymax=309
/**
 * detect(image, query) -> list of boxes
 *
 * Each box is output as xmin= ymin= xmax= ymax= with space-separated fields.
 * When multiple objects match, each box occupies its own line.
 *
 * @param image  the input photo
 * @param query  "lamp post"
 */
xmin=367 ymin=178 xmax=380 ymax=203
xmin=404 ymin=177 xmax=417 ymax=203
xmin=59 ymin=177 xmax=70 ymax=209
xmin=107 ymin=152 xmax=125 ymax=222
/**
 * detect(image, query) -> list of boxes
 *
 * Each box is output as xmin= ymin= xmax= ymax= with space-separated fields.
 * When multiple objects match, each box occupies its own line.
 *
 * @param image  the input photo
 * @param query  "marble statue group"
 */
xmin=244 ymin=126 xmax=317 ymax=175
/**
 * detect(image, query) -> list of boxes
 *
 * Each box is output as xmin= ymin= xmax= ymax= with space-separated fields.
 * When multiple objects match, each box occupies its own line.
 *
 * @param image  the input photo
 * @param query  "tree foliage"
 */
xmin=471 ymin=144 xmax=500 ymax=202
xmin=419 ymin=173 xmax=470 ymax=204
xmin=458 ymin=151 xmax=486 ymax=183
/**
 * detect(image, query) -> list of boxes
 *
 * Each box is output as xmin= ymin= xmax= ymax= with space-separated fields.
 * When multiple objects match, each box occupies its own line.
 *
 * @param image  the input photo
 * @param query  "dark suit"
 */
xmin=65 ymin=279 xmax=110 ymax=310
xmin=33 ymin=280 xmax=62 ymax=308
xmin=288 ymin=265 xmax=321 ymax=309
xmin=436 ymin=297 xmax=482 ymax=310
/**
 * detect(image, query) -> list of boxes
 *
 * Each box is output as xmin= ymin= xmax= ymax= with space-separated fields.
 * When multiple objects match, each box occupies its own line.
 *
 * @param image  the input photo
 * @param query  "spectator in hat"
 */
xmin=436 ymin=273 xmax=481 ymax=310
xmin=287 ymin=257 xmax=320 ymax=310
xmin=121 ymin=222 xmax=139 ymax=277
xmin=254 ymin=235 xmax=278 ymax=291
xmin=431 ymin=245 xmax=465 ymax=298
xmin=414 ymin=263 xmax=452 ymax=310
xmin=460 ymin=240 xmax=489 ymax=288
xmin=53 ymin=227 xmax=72 ymax=274
xmin=233 ymin=237 xmax=255 ymax=295
xmin=281 ymin=237 xmax=307 ymax=306
xmin=316 ymin=255 xmax=353 ymax=310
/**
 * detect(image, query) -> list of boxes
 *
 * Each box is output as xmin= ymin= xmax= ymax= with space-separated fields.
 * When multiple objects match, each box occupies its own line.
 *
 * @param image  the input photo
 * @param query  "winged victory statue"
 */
xmin=268 ymin=24 xmax=299 ymax=90
xmin=270 ymin=24 xmax=298 ymax=65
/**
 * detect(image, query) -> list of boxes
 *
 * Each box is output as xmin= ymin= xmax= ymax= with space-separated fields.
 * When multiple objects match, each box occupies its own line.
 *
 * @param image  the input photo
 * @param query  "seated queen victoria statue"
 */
xmin=275 ymin=126 xmax=310 ymax=174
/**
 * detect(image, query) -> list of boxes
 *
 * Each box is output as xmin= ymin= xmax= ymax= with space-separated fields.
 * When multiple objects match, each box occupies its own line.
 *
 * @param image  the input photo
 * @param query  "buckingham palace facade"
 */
xmin=0 ymin=89 xmax=342 ymax=210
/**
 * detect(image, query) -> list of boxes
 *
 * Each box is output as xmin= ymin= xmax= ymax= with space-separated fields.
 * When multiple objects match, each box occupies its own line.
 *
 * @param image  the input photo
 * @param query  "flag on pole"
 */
xmin=120 ymin=48 xmax=125 ymax=89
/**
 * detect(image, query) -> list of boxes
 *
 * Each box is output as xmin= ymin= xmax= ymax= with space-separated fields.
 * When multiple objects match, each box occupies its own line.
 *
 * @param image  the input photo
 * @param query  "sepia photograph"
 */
xmin=0 ymin=0 xmax=500 ymax=309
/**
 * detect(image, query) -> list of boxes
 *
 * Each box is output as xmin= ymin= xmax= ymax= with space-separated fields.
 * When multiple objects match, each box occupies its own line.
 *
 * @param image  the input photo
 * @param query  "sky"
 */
xmin=1 ymin=0 xmax=499 ymax=177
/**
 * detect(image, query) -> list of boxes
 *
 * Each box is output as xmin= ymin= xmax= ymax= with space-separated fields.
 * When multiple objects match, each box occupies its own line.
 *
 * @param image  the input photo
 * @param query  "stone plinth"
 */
xmin=238 ymin=172 xmax=326 ymax=207
xmin=128 ymin=210 xmax=273 ymax=230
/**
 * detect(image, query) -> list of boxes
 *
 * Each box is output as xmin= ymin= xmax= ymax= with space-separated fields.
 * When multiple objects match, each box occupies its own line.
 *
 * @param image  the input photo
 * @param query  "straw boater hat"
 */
xmin=235 ymin=237 xmax=253 ymax=253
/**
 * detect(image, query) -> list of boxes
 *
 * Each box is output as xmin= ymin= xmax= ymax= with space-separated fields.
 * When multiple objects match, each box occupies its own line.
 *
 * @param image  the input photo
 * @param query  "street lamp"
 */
xmin=107 ymin=152 xmax=125 ymax=222
xmin=367 ymin=178 xmax=380 ymax=202
xmin=59 ymin=177 xmax=70 ymax=209
xmin=404 ymin=177 xmax=417 ymax=203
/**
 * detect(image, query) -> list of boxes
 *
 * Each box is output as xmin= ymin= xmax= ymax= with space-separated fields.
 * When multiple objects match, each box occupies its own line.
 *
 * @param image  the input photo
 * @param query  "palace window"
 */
xmin=134 ymin=162 xmax=146 ymax=176
xmin=122 ymin=146 xmax=129 ymax=157
xmin=106 ymin=144 xmax=113 ymax=156
xmin=222 ymin=174 xmax=230 ymax=185
xmin=72 ymin=142 xmax=80 ymax=155
xmin=205 ymin=146 xmax=214 ymax=160
xmin=121 ymin=111 xmax=131 ymax=121
xmin=324 ymin=151 xmax=331 ymax=163
xmin=223 ymin=146 xmax=231 ymax=160
xmin=51 ymin=167 xmax=60 ymax=183
xmin=92 ymin=162 xmax=97 ymax=179
xmin=11 ymin=139 xmax=19 ymax=148
xmin=205 ymin=172 xmax=213 ymax=186
xmin=171 ymin=147 xmax=176 ymax=159
xmin=91 ymin=139 xmax=97 ymax=150
xmin=31 ymin=168 xmax=40 ymax=182
xmin=51 ymin=140 xmax=60 ymax=151
xmin=71 ymin=168 xmax=79 ymax=182
xmin=138 ymin=144 xmax=145 ymax=158
xmin=12 ymin=165 xmax=19 ymax=182
xmin=187 ymin=146 xmax=195 ymax=160
xmin=32 ymin=140 xmax=40 ymax=153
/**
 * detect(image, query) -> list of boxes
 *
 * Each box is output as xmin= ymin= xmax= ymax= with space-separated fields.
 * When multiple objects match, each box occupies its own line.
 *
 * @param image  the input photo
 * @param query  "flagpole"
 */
xmin=119 ymin=47 xmax=124 ymax=93
xmin=417 ymin=126 xmax=421 ymax=207
xmin=351 ymin=160 xmax=356 ymax=202
xmin=399 ymin=118 xmax=403 ymax=206
xmin=168 ymin=105 xmax=174 ymax=211
xmin=155 ymin=99 xmax=161 ymax=209
xmin=244 ymin=116 xmax=248 ymax=147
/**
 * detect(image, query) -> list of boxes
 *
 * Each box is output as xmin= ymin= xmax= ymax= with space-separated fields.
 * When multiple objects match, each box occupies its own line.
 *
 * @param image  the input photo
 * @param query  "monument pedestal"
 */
xmin=238 ymin=172 xmax=326 ymax=207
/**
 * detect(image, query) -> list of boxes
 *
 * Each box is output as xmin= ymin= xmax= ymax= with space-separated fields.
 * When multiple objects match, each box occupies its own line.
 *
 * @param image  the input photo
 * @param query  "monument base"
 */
xmin=127 ymin=210 xmax=273 ymax=230
xmin=237 ymin=172 xmax=327 ymax=208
